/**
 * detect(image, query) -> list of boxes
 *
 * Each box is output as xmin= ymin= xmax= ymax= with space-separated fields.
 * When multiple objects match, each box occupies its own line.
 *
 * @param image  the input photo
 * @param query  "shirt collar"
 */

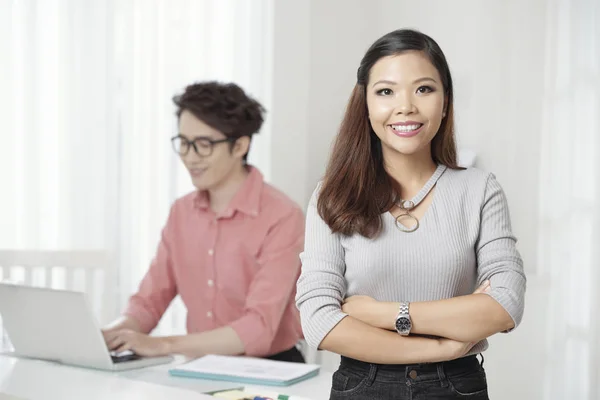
xmin=194 ymin=165 xmax=263 ymax=218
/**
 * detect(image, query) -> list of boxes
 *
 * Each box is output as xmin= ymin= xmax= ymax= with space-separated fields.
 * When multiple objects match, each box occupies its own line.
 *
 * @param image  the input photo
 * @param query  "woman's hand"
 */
xmin=438 ymin=338 xmax=476 ymax=360
xmin=342 ymin=280 xmax=491 ymax=330
xmin=437 ymin=280 xmax=490 ymax=359
xmin=342 ymin=295 xmax=395 ymax=329
xmin=342 ymin=296 xmax=379 ymax=325
xmin=342 ymin=295 xmax=377 ymax=315
xmin=473 ymin=280 xmax=491 ymax=295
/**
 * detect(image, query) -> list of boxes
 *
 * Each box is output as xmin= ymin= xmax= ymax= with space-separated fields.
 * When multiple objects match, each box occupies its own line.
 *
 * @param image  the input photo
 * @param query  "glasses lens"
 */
xmin=194 ymin=139 xmax=212 ymax=157
xmin=172 ymin=137 xmax=188 ymax=154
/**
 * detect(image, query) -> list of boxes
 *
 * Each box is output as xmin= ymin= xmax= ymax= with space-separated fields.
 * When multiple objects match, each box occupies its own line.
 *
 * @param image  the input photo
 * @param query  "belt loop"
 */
xmin=437 ymin=362 xmax=449 ymax=388
xmin=366 ymin=363 xmax=378 ymax=386
xmin=404 ymin=365 xmax=411 ymax=386
xmin=479 ymin=353 xmax=485 ymax=369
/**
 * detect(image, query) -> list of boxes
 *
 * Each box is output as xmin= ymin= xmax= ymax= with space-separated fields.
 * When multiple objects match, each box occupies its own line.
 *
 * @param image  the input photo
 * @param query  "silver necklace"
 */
xmin=394 ymin=164 xmax=447 ymax=233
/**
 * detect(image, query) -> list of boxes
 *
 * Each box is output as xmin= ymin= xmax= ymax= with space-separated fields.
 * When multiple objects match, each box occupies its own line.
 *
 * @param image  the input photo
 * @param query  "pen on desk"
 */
xmin=205 ymin=387 xmax=245 ymax=395
xmin=240 ymin=394 xmax=291 ymax=400
xmin=241 ymin=397 xmax=273 ymax=400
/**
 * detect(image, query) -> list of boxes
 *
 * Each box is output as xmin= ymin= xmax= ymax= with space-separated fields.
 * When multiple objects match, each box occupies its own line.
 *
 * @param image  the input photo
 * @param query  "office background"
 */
xmin=0 ymin=0 xmax=599 ymax=399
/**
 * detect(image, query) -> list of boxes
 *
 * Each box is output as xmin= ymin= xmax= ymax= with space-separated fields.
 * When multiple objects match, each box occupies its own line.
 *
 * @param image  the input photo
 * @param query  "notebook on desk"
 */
xmin=210 ymin=388 xmax=311 ymax=400
xmin=169 ymin=355 xmax=320 ymax=387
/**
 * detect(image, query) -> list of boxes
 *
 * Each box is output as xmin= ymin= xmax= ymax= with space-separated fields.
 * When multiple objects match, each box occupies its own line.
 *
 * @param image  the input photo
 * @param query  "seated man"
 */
xmin=103 ymin=81 xmax=305 ymax=362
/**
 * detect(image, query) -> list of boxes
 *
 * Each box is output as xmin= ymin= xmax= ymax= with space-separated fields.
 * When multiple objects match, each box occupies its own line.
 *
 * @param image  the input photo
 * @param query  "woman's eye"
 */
xmin=376 ymin=88 xmax=393 ymax=96
xmin=417 ymin=86 xmax=434 ymax=94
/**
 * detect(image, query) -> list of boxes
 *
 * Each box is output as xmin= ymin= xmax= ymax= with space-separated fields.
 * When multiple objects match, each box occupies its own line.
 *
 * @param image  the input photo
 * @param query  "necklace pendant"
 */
xmin=393 ymin=164 xmax=446 ymax=233
xmin=395 ymin=212 xmax=419 ymax=233
xmin=401 ymin=200 xmax=414 ymax=210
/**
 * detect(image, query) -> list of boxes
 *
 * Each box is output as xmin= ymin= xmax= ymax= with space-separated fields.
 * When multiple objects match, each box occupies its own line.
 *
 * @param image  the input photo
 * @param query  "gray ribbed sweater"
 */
xmin=295 ymin=167 xmax=527 ymax=357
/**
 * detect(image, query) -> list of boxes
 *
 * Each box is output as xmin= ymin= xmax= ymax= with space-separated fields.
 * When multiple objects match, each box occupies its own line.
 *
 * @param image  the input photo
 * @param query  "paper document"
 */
xmin=169 ymin=355 xmax=320 ymax=386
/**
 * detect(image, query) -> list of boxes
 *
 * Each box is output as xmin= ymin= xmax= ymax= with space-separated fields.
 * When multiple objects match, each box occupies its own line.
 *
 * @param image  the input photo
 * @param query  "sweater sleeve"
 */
xmin=476 ymin=173 xmax=527 ymax=331
xmin=295 ymin=185 xmax=348 ymax=348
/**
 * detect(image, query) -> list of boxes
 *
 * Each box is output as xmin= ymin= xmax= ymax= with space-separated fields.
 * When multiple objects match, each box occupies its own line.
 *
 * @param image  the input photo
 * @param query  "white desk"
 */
xmin=0 ymin=354 xmax=332 ymax=400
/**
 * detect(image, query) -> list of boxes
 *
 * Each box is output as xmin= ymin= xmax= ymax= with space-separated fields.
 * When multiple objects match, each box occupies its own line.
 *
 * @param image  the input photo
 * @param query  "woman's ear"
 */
xmin=442 ymin=98 xmax=448 ymax=118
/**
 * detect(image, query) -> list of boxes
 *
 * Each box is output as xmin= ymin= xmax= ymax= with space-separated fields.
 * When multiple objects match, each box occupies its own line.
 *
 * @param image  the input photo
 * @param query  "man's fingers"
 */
xmin=114 ymin=342 xmax=132 ymax=354
xmin=107 ymin=334 xmax=128 ymax=351
xmin=108 ymin=339 xmax=122 ymax=351
xmin=103 ymin=330 xmax=118 ymax=344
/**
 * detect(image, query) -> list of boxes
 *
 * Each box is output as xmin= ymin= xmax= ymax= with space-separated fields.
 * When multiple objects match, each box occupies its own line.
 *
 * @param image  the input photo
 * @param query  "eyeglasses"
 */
xmin=171 ymin=135 xmax=235 ymax=157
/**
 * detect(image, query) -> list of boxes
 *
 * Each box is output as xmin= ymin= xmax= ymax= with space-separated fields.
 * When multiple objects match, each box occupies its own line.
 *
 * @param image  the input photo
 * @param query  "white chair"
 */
xmin=297 ymin=339 xmax=319 ymax=364
xmin=0 ymin=250 xmax=116 ymax=350
xmin=297 ymin=340 xmax=341 ymax=372
xmin=318 ymin=350 xmax=341 ymax=372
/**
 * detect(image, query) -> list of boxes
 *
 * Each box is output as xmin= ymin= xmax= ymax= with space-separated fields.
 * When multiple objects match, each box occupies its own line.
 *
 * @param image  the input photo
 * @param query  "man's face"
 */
xmin=177 ymin=110 xmax=249 ymax=191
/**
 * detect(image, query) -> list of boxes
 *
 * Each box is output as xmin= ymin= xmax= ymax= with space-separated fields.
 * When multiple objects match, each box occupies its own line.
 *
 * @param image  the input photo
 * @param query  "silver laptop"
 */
xmin=0 ymin=283 xmax=173 ymax=371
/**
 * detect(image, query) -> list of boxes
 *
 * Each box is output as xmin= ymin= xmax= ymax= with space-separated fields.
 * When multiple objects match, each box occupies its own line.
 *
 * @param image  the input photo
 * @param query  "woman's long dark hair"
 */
xmin=318 ymin=29 xmax=461 ymax=238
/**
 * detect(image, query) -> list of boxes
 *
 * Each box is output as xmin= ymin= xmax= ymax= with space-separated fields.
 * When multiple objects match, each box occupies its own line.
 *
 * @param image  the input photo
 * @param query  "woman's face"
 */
xmin=366 ymin=51 xmax=446 ymax=160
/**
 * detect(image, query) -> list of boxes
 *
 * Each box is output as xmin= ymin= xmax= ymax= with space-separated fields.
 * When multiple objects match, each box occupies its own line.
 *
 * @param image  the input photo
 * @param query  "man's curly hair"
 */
xmin=173 ymin=81 xmax=265 ymax=161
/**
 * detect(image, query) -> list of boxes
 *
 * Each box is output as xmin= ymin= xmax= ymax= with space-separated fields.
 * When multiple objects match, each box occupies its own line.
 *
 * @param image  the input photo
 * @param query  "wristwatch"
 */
xmin=394 ymin=302 xmax=412 ymax=336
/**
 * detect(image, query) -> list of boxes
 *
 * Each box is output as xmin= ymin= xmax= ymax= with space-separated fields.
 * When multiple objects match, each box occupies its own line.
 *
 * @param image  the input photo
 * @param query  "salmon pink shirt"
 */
xmin=124 ymin=167 xmax=305 ymax=357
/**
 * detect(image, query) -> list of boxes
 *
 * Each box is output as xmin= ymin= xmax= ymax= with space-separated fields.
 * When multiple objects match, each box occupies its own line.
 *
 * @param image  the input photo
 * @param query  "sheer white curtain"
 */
xmin=538 ymin=0 xmax=600 ymax=398
xmin=0 ymin=0 xmax=113 ymax=252
xmin=111 ymin=0 xmax=273 ymax=334
xmin=0 ymin=0 xmax=273 ymax=335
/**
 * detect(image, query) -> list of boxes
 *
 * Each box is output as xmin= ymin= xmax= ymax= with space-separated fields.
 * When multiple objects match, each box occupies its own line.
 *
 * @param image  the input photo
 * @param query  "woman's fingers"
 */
xmin=473 ymin=280 xmax=491 ymax=294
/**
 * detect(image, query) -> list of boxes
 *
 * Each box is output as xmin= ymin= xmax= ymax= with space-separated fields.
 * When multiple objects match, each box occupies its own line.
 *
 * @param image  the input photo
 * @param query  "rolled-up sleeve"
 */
xmin=295 ymin=185 xmax=348 ymax=348
xmin=229 ymin=206 xmax=305 ymax=357
xmin=476 ymin=174 xmax=527 ymax=331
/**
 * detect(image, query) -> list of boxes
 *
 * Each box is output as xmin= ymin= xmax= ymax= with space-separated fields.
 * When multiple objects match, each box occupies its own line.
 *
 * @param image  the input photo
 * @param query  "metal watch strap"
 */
xmin=397 ymin=302 xmax=409 ymax=317
xmin=395 ymin=301 xmax=411 ymax=336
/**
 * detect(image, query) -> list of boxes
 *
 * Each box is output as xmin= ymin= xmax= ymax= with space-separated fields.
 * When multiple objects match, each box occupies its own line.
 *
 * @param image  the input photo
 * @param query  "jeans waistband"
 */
xmin=339 ymin=354 xmax=484 ymax=384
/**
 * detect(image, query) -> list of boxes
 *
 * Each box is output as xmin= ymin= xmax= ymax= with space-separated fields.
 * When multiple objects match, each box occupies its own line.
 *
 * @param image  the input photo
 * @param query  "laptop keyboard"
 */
xmin=111 ymin=351 xmax=142 ymax=363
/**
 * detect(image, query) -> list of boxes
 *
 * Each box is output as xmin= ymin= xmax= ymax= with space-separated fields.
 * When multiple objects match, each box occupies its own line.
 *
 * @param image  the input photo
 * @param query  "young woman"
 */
xmin=296 ymin=29 xmax=526 ymax=399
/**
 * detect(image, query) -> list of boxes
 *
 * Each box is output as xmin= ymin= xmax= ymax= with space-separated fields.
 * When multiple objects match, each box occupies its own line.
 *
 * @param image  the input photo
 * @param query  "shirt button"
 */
xmin=208 ymin=249 xmax=214 ymax=256
xmin=207 ymin=279 xmax=214 ymax=287
xmin=206 ymin=311 xmax=213 ymax=318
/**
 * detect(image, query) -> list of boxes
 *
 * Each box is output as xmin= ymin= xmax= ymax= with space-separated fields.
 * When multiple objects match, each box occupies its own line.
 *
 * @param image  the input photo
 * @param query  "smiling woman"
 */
xmin=296 ymin=29 xmax=526 ymax=400
xmin=367 ymin=51 xmax=446 ymax=157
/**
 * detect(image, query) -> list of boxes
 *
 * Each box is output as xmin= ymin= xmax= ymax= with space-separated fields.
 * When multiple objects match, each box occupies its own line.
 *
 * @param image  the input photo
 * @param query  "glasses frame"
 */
xmin=171 ymin=135 xmax=236 ymax=157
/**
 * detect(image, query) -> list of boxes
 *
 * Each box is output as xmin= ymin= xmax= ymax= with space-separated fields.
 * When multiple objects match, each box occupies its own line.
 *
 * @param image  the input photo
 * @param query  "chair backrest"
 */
xmin=296 ymin=341 xmax=341 ymax=371
xmin=0 ymin=250 xmax=116 ymax=350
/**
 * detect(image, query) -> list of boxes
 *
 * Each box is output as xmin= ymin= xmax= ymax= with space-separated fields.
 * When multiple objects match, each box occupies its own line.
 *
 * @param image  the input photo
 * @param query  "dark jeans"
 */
xmin=330 ymin=354 xmax=488 ymax=400
xmin=266 ymin=346 xmax=306 ymax=363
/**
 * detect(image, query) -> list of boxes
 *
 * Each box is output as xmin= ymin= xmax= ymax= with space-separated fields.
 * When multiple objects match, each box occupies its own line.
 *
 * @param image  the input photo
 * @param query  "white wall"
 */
xmin=304 ymin=1 xmax=377 ymax=205
xmin=270 ymin=0 xmax=376 ymax=208
xmin=269 ymin=1 xmax=311 ymax=207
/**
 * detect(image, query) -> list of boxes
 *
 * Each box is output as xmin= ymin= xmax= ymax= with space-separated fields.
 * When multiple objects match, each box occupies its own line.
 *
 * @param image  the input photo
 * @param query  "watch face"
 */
xmin=395 ymin=317 xmax=411 ymax=332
